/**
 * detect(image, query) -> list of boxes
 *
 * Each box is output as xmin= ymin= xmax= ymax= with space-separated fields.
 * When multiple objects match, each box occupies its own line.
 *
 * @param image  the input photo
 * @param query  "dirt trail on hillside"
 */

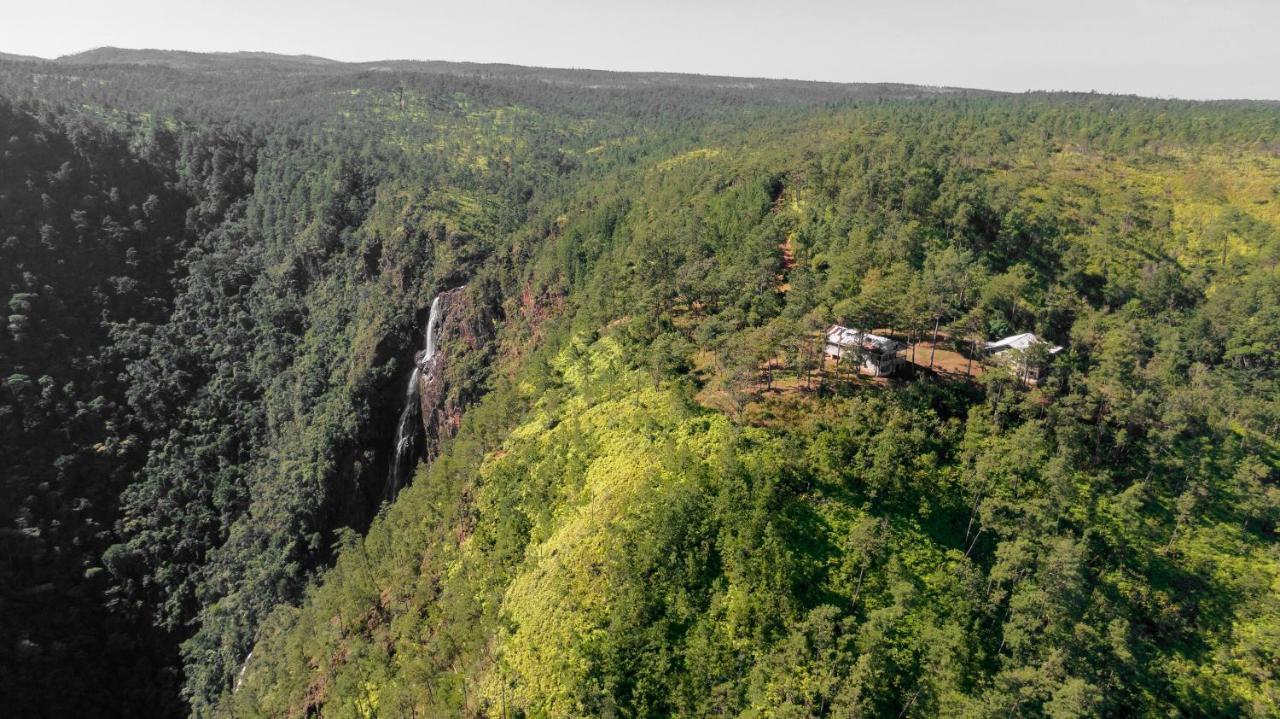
xmin=777 ymin=234 xmax=796 ymax=292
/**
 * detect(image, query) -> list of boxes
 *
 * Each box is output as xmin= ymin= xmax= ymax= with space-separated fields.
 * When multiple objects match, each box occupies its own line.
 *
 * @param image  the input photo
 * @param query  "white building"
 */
xmin=825 ymin=325 xmax=905 ymax=377
xmin=984 ymin=333 xmax=1063 ymax=384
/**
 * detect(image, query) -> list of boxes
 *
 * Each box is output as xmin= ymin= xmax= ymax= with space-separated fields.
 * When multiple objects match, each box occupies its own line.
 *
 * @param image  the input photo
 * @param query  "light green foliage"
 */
xmin=4 ymin=55 xmax=1280 ymax=717
xmin=226 ymin=97 xmax=1280 ymax=718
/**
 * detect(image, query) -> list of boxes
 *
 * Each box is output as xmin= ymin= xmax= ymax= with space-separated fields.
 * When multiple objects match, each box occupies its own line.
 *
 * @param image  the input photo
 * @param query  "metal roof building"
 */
xmin=825 ymin=325 xmax=905 ymax=377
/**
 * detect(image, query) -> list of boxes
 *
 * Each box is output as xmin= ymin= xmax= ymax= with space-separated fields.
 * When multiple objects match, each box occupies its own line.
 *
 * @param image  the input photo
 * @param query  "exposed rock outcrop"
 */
xmin=416 ymin=284 xmax=496 ymax=468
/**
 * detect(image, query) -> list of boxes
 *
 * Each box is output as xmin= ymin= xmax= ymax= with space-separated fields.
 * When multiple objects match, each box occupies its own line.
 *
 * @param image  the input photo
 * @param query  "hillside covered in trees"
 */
xmin=1 ymin=51 xmax=1278 ymax=718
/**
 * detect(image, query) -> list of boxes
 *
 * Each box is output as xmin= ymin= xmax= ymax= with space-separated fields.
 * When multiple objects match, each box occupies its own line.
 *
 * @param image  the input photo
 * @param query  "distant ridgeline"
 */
xmin=0 ymin=50 xmax=1278 ymax=718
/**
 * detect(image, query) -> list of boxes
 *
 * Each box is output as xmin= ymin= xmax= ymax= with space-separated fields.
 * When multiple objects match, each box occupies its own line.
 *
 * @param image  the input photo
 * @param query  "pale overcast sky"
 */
xmin=1 ymin=0 xmax=1276 ymax=100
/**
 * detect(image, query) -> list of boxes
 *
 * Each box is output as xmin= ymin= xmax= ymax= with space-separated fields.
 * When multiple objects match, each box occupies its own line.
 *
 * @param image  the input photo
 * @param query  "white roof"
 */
xmin=985 ymin=332 xmax=1062 ymax=354
xmin=826 ymin=325 xmax=903 ymax=353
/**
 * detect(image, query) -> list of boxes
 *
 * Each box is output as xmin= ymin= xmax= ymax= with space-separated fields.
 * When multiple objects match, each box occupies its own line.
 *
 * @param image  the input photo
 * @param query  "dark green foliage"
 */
xmin=0 ymin=97 xmax=199 ymax=717
xmin=0 ymin=51 xmax=1278 ymax=718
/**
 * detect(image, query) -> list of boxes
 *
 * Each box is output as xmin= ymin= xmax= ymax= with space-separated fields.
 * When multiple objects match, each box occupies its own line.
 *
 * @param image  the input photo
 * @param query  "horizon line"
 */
xmin=4 ymin=45 xmax=1278 ymax=104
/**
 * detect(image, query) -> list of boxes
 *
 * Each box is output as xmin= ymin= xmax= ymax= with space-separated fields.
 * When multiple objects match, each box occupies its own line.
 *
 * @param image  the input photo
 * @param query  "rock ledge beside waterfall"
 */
xmin=416 ymin=285 xmax=495 ymax=468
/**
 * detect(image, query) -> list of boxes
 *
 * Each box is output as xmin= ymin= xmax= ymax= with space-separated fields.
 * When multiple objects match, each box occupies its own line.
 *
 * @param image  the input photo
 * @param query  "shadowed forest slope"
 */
xmin=0 ymin=51 xmax=1277 ymax=717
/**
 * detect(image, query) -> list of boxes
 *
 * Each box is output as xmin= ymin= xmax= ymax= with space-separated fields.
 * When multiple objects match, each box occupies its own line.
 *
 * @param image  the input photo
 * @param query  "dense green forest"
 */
xmin=1 ymin=50 xmax=1278 ymax=718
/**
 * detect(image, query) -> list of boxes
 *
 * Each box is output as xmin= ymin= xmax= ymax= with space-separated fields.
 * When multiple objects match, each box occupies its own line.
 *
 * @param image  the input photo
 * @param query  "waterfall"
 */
xmin=385 ymin=294 xmax=444 ymax=500
xmin=234 ymin=650 xmax=253 ymax=693
xmin=422 ymin=293 xmax=443 ymax=362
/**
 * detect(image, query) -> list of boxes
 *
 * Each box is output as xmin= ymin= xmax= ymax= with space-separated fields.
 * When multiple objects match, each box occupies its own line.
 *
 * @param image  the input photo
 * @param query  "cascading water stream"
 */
xmin=385 ymin=294 xmax=444 ymax=500
xmin=234 ymin=650 xmax=253 ymax=693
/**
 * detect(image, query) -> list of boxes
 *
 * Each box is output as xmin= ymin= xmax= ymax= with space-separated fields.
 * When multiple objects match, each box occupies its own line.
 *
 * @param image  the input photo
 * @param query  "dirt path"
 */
xmin=777 ymin=233 xmax=796 ymax=292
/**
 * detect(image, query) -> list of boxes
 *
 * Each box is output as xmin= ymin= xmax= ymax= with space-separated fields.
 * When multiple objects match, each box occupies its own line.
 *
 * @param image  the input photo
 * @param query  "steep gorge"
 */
xmin=2 ymin=52 xmax=1279 ymax=718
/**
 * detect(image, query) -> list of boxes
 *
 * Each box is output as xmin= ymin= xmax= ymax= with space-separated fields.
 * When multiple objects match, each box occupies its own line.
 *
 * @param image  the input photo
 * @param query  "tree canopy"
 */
xmin=0 ymin=52 xmax=1277 ymax=718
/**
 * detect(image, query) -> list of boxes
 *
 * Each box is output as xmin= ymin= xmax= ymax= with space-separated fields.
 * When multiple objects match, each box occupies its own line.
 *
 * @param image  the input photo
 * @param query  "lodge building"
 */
xmin=824 ymin=325 xmax=905 ymax=377
xmin=984 ymin=332 xmax=1063 ymax=384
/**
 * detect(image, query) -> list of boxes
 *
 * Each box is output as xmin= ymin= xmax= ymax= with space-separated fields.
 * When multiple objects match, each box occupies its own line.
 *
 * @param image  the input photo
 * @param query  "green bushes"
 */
xmin=3 ymin=55 xmax=1280 ymax=717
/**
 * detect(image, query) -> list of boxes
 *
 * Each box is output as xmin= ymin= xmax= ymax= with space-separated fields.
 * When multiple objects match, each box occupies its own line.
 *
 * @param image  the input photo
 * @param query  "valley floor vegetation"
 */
xmin=0 ymin=50 xmax=1277 ymax=717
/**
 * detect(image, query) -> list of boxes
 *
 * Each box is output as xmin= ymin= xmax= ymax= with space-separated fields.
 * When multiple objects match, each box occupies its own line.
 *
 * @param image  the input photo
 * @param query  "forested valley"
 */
xmin=1 ymin=49 xmax=1278 ymax=718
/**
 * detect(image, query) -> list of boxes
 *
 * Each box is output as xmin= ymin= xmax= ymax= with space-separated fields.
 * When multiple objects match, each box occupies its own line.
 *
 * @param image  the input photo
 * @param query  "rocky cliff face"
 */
xmin=416 ymin=284 xmax=495 ymax=463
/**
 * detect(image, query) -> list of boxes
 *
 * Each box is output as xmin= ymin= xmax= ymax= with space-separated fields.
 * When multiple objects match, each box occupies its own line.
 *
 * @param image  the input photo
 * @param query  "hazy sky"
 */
xmin=2 ymin=0 xmax=1276 ymax=100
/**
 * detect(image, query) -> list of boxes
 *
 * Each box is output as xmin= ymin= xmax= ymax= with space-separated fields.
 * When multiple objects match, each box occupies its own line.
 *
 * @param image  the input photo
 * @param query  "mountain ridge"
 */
xmin=2 ymin=46 xmax=1275 ymax=103
xmin=18 ymin=45 xmax=992 ymax=98
xmin=4 ymin=46 xmax=1273 ymax=103
xmin=0 ymin=51 xmax=43 ymax=63
xmin=56 ymin=46 xmax=341 ymax=68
